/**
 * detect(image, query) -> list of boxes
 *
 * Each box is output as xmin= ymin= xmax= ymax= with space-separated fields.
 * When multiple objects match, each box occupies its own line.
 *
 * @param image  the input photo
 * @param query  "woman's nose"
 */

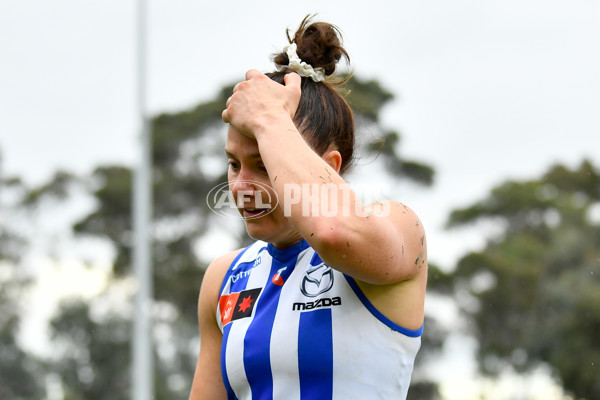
xmin=230 ymin=169 xmax=257 ymax=195
xmin=230 ymin=177 xmax=260 ymax=209
xmin=231 ymin=178 xmax=254 ymax=193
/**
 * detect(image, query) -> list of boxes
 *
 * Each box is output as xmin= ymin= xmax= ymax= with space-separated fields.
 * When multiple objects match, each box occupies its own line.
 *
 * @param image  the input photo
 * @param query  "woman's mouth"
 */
xmin=242 ymin=208 xmax=269 ymax=219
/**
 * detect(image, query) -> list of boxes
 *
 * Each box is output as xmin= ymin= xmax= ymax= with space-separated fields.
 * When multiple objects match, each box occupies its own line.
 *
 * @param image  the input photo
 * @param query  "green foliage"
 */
xmin=21 ymin=170 xmax=77 ymax=206
xmin=407 ymin=381 xmax=442 ymax=400
xmin=426 ymin=262 xmax=455 ymax=295
xmin=343 ymin=76 xmax=394 ymax=122
xmin=0 ymin=171 xmax=45 ymax=399
xmin=344 ymin=77 xmax=435 ymax=186
xmin=49 ymin=300 xmax=131 ymax=400
xmin=0 ymin=176 xmax=27 ymax=263
xmin=447 ymin=160 xmax=600 ymax=399
xmin=73 ymin=166 xmax=134 ymax=274
xmin=0 ymin=277 xmax=45 ymax=400
xmin=368 ymin=131 xmax=435 ymax=186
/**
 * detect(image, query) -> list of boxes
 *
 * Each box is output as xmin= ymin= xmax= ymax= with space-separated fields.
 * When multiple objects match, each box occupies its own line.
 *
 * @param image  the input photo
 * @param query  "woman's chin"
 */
xmin=243 ymin=220 xmax=270 ymax=241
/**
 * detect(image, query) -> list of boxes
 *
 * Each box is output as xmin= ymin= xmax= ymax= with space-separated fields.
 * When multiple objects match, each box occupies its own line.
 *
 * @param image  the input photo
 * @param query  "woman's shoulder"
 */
xmin=368 ymin=199 xmax=427 ymax=278
xmin=204 ymin=248 xmax=245 ymax=285
xmin=198 ymin=248 xmax=246 ymax=315
xmin=203 ymin=241 xmax=267 ymax=286
xmin=387 ymin=201 xmax=427 ymax=250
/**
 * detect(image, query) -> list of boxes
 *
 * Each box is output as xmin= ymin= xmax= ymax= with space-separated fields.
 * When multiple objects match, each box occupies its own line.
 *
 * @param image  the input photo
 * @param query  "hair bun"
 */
xmin=274 ymin=15 xmax=349 ymax=77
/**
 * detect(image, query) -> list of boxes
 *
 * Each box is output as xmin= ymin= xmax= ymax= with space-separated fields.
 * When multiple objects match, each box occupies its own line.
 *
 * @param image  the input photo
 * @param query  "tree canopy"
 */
xmin=447 ymin=160 xmax=600 ymax=399
xmin=0 ymin=166 xmax=45 ymax=399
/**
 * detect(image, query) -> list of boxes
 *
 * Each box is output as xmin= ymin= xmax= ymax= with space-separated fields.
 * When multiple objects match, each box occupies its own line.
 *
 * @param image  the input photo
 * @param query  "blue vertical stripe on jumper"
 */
xmin=242 ymin=252 xmax=296 ymax=399
xmin=298 ymin=308 xmax=334 ymax=400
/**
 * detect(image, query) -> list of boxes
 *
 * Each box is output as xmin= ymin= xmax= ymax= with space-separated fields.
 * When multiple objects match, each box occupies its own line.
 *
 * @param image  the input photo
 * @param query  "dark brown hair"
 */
xmin=268 ymin=15 xmax=355 ymax=175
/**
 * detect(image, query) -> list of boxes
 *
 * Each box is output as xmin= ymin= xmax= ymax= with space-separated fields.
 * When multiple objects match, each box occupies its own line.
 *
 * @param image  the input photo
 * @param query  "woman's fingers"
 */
xmin=245 ymin=69 xmax=262 ymax=80
xmin=283 ymin=72 xmax=301 ymax=117
xmin=222 ymin=108 xmax=230 ymax=123
xmin=222 ymin=95 xmax=232 ymax=123
xmin=283 ymin=72 xmax=301 ymax=89
xmin=222 ymin=71 xmax=261 ymax=124
xmin=223 ymin=69 xmax=302 ymax=125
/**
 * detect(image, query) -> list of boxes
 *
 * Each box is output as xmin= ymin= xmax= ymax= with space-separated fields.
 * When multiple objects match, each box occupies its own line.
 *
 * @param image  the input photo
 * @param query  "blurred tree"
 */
xmin=27 ymin=76 xmax=438 ymax=399
xmin=48 ymin=299 xmax=130 ymax=400
xmin=344 ymin=77 xmax=435 ymax=186
xmin=446 ymin=160 xmax=600 ymax=399
xmin=0 ymin=158 xmax=46 ymax=399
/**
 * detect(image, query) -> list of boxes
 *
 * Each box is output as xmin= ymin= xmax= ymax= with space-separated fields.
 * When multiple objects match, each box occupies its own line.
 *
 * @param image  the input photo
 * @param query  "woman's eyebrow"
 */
xmin=224 ymin=150 xmax=262 ymax=160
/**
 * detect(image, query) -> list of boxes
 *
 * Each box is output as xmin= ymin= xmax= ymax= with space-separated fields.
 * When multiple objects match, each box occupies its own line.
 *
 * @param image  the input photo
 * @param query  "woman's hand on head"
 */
xmin=222 ymin=70 xmax=302 ymax=137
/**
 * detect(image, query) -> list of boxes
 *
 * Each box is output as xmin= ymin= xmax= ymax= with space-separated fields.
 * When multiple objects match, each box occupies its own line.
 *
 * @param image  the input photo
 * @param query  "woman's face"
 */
xmin=225 ymin=127 xmax=302 ymax=248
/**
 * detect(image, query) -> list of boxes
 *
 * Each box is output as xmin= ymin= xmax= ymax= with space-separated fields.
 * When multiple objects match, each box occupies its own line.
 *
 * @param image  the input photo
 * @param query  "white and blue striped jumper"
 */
xmin=217 ymin=239 xmax=422 ymax=400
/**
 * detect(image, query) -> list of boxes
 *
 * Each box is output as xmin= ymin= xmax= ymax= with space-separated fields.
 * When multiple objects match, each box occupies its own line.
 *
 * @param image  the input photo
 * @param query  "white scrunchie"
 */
xmin=276 ymin=43 xmax=326 ymax=82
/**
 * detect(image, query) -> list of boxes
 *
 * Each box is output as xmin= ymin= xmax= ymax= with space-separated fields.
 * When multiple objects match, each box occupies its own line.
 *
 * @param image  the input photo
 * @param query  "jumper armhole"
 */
xmin=343 ymin=274 xmax=424 ymax=338
xmin=218 ymin=244 xmax=257 ymax=295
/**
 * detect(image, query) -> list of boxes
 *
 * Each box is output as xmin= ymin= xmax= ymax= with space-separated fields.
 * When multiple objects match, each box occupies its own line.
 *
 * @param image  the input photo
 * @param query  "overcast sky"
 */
xmin=2 ymin=0 xmax=600 ymax=265
xmin=2 ymin=0 xmax=599 ymax=269
xmin=2 ymin=1 xmax=598 ymax=397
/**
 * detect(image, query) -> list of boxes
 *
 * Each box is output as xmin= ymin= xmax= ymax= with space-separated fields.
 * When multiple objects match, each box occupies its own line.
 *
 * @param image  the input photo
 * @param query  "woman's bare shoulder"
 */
xmin=202 ymin=248 xmax=245 ymax=291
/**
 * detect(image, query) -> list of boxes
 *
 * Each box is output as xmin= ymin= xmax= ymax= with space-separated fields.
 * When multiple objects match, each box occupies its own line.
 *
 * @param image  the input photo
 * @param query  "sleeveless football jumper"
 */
xmin=217 ymin=239 xmax=422 ymax=400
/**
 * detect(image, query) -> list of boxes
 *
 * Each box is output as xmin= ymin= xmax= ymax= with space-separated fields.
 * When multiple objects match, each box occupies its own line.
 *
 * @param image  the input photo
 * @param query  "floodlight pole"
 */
xmin=132 ymin=0 xmax=153 ymax=399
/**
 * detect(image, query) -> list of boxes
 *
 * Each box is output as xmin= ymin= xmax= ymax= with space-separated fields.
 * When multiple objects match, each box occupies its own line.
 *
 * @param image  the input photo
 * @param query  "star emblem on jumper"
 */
xmin=238 ymin=295 xmax=254 ymax=313
xmin=219 ymin=287 xmax=262 ymax=326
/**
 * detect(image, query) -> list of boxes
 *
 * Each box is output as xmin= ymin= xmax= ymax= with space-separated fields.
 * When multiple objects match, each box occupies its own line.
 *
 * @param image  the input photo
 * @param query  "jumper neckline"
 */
xmin=266 ymin=239 xmax=310 ymax=263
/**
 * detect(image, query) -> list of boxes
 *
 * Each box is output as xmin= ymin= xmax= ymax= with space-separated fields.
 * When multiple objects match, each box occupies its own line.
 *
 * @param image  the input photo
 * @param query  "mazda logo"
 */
xmin=300 ymin=263 xmax=334 ymax=297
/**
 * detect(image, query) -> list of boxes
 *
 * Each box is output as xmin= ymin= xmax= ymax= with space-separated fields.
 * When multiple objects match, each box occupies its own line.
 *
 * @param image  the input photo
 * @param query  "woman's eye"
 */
xmin=258 ymin=165 xmax=268 ymax=173
xmin=227 ymin=160 xmax=240 ymax=170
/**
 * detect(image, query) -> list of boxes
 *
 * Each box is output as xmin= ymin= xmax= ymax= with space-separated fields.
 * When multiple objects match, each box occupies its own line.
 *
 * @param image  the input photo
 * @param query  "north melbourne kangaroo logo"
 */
xmin=300 ymin=263 xmax=334 ymax=297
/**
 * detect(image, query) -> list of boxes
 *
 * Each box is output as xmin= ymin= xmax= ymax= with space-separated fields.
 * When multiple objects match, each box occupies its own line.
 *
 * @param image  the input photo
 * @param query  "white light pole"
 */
xmin=132 ymin=0 xmax=153 ymax=399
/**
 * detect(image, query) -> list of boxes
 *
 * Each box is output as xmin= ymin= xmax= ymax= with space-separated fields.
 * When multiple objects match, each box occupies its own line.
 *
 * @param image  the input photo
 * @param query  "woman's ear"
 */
xmin=322 ymin=148 xmax=342 ymax=173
